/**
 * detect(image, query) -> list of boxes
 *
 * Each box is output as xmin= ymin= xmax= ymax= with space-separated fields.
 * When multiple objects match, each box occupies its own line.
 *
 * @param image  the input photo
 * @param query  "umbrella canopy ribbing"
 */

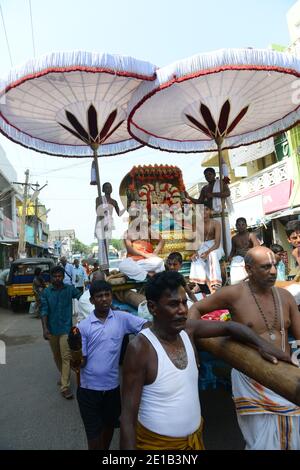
xmin=128 ymin=48 xmax=300 ymax=153
xmin=0 ymin=50 xmax=156 ymax=157
xmin=127 ymin=48 xmax=300 ymax=257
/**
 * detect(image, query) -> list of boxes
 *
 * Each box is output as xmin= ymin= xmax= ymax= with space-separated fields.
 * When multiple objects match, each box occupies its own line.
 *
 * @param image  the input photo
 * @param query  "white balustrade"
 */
xmin=230 ymin=160 xmax=290 ymax=203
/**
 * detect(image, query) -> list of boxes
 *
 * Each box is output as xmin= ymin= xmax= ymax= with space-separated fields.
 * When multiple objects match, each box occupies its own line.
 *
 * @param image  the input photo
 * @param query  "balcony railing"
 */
xmin=230 ymin=159 xmax=291 ymax=203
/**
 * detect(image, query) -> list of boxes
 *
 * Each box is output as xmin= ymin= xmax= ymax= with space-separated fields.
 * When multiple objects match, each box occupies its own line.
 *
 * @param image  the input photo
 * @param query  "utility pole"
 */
xmin=12 ymin=173 xmax=48 ymax=258
xmin=34 ymin=182 xmax=39 ymax=245
xmin=18 ymin=169 xmax=29 ymax=258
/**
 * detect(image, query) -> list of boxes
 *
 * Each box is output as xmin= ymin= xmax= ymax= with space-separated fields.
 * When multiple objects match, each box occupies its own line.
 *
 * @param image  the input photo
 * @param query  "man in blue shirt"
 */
xmin=41 ymin=266 xmax=82 ymax=399
xmin=59 ymin=256 xmax=74 ymax=286
xmin=77 ymin=280 xmax=150 ymax=450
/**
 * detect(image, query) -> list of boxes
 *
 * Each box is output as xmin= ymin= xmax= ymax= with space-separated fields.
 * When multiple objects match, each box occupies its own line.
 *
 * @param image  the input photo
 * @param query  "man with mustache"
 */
xmin=189 ymin=246 xmax=300 ymax=449
xmin=120 ymin=269 xmax=293 ymax=450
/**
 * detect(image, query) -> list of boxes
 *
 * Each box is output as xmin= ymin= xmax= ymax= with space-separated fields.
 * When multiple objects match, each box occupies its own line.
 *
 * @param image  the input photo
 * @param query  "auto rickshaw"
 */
xmin=6 ymin=258 xmax=55 ymax=311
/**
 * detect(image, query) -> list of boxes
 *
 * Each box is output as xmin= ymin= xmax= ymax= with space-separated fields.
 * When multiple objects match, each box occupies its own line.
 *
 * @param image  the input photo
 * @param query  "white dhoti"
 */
xmin=118 ymin=257 xmax=165 ymax=282
xmin=285 ymin=283 xmax=300 ymax=306
xmin=213 ymin=214 xmax=232 ymax=256
xmin=232 ymin=369 xmax=300 ymax=450
xmin=94 ymin=196 xmax=114 ymax=271
xmin=187 ymin=292 xmax=204 ymax=308
xmin=96 ymin=237 xmax=109 ymax=271
xmin=230 ymin=256 xmax=247 ymax=285
xmin=189 ymin=240 xmax=224 ymax=288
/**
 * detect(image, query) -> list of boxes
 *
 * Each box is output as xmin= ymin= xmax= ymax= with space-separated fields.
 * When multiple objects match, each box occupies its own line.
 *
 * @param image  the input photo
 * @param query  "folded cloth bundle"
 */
xmin=201 ymin=310 xmax=231 ymax=321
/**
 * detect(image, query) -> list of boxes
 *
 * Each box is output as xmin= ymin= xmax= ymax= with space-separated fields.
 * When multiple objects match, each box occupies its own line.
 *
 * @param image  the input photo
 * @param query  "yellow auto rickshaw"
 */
xmin=6 ymin=258 xmax=55 ymax=311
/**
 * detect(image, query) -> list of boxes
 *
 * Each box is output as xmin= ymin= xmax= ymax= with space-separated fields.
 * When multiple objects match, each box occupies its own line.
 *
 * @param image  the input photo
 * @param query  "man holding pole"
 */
xmin=120 ymin=270 xmax=294 ymax=450
xmin=94 ymin=182 xmax=121 ymax=275
xmin=185 ymin=167 xmax=232 ymax=257
xmin=189 ymin=246 xmax=300 ymax=450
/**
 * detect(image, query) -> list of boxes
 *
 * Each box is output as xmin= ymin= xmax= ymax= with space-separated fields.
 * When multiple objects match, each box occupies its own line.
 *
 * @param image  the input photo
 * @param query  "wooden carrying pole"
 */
xmin=199 ymin=337 xmax=300 ymax=406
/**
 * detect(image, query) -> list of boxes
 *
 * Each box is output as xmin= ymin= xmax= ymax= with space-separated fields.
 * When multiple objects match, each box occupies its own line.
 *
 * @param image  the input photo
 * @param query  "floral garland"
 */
xmin=128 ymin=164 xmax=185 ymax=191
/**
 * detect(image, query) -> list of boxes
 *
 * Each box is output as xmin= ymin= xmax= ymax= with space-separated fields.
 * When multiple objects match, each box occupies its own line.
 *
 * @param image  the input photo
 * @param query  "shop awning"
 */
xmin=265 ymin=207 xmax=300 ymax=220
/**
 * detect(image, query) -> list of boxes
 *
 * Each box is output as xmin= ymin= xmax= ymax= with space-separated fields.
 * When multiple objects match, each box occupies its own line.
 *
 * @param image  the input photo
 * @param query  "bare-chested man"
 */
xmin=120 ymin=270 xmax=292 ymax=450
xmin=189 ymin=203 xmax=223 ymax=293
xmin=189 ymin=246 xmax=300 ymax=450
xmin=95 ymin=182 xmax=123 ymax=274
xmin=185 ymin=167 xmax=232 ymax=254
xmin=229 ymin=217 xmax=260 ymax=284
xmin=185 ymin=167 xmax=230 ymax=209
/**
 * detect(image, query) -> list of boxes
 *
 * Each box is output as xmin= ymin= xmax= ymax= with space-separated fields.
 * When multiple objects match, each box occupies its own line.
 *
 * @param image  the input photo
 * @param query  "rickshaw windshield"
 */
xmin=10 ymin=262 xmax=53 ymax=284
xmin=14 ymin=264 xmax=51 ymax=276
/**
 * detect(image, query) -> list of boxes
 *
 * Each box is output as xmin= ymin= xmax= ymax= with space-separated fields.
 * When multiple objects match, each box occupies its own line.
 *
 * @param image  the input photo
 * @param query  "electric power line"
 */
xmin=0 ymin=2 xmax=13 ymax=66
xmin=0 ymin=159 xmax=90 ymax=172
xmin=30 ymin=159 xmax=91 ymax=176
xmin=0 ymin=193 xmax=13 ymax=203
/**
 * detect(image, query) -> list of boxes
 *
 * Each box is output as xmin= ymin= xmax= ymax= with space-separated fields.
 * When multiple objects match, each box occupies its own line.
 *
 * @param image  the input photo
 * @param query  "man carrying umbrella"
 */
xmin=94 ymin=182 xmax=124 ymax=276
xmin=185 ymin=167 xmax=232 ymax=255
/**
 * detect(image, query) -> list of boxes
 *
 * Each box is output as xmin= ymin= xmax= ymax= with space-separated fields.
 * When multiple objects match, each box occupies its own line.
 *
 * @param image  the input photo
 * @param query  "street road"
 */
xmin=0 ymin=307 xmax=244 ymax=450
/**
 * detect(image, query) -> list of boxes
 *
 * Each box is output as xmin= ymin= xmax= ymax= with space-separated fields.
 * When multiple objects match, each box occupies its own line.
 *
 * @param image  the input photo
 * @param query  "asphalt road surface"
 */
xmin=0 ymin=306 xmax=244 ymax=450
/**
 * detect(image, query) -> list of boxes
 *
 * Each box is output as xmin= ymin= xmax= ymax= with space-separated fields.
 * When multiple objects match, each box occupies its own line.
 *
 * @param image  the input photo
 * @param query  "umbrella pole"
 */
xmin=92 ymin=144 xmax=101 ymax=199
xmin=216 ymin=138 xmax=228 ymax=260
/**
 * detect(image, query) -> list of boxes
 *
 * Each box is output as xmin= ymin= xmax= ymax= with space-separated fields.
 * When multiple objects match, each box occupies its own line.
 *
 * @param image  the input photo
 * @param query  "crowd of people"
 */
xmin=35 ymin=173 xmax=300 ymax=451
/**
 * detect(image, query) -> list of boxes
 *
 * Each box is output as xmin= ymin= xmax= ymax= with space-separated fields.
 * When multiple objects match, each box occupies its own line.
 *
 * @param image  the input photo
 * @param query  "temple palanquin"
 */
xmin=119 ymin=164 xmax=197 ymax=260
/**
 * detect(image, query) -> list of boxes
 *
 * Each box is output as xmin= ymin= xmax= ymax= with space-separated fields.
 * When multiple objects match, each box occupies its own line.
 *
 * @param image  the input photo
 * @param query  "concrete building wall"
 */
xmin=0 ymin=144 xmax=17 ymax=183
xmin=287 ymin=1 xmax=300 ymax=44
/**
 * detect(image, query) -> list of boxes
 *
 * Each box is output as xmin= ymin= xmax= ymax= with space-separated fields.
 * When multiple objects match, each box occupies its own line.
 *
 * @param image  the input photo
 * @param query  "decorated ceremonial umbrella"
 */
xmin=128 ymin=48 xmax=300 ymax=257
xmin=0 ymin=51 xmax=156 ymax=268
xmin=0 ymin=51 xmax=156 ymax=198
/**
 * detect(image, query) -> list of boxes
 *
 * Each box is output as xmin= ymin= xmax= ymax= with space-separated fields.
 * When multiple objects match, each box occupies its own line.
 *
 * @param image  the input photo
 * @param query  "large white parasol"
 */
xmin=0 ymin=50 xmax=156 ymax=197
xmin=128 ymin=48 xmax=300 ymax=256
xmin=0 ymin=51 xmax=156 ymax=268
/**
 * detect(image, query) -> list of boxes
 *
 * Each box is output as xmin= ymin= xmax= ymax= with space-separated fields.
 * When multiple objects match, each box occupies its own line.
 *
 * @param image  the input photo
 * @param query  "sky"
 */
xmin=0 ymin=0 xmax=296 ymax=244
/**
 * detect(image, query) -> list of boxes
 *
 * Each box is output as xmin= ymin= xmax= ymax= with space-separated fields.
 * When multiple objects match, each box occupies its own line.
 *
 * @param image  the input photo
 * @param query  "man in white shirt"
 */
xmin=72 ymin=258 xmax=88 ymax=294
xmin=59 ymin=256 xmax=74 ymax=286
xmin=77 ymin=270 xmax=105 ymax=321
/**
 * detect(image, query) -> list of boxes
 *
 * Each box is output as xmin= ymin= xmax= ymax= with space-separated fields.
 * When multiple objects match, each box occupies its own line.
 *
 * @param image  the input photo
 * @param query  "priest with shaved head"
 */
xmin=189 ymin=246 xmax=300 ymax=450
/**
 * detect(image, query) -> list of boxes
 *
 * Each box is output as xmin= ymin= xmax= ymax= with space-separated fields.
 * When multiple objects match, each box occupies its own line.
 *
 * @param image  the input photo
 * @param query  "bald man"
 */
xmin=189 ymin=246 xmax=300 ymax=450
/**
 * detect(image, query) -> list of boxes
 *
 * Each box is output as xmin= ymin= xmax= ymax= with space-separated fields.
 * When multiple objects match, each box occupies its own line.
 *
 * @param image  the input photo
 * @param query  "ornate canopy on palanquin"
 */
xmin=119 ymin=164 xmax=195 ymax=259
xmin=119 ymin=164 xmax=185 ymax=207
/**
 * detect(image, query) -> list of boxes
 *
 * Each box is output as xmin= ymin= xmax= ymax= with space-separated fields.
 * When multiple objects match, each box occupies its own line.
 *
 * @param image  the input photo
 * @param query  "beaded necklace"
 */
xmin=248 ymin=282 xmax=278 ymax=341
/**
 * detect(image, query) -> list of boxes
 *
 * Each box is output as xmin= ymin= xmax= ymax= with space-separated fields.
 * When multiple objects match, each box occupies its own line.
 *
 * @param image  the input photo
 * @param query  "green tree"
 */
xmin=72 ymin=238 xmax=89 ymax=255
xmin=110 ymin=239 xmax=124 ymax=251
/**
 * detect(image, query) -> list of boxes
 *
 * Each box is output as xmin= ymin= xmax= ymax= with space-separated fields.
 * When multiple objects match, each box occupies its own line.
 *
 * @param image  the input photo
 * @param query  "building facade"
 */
xmin=48 ymin=229 xmax=75 ymax=259
xmin=0 ymin=145 xmax=51 ymax=267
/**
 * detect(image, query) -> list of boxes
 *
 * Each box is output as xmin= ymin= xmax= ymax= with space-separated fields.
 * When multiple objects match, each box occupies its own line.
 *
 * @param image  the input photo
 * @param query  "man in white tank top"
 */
xmin=120 ymin=270 xmax=291 ymax=450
